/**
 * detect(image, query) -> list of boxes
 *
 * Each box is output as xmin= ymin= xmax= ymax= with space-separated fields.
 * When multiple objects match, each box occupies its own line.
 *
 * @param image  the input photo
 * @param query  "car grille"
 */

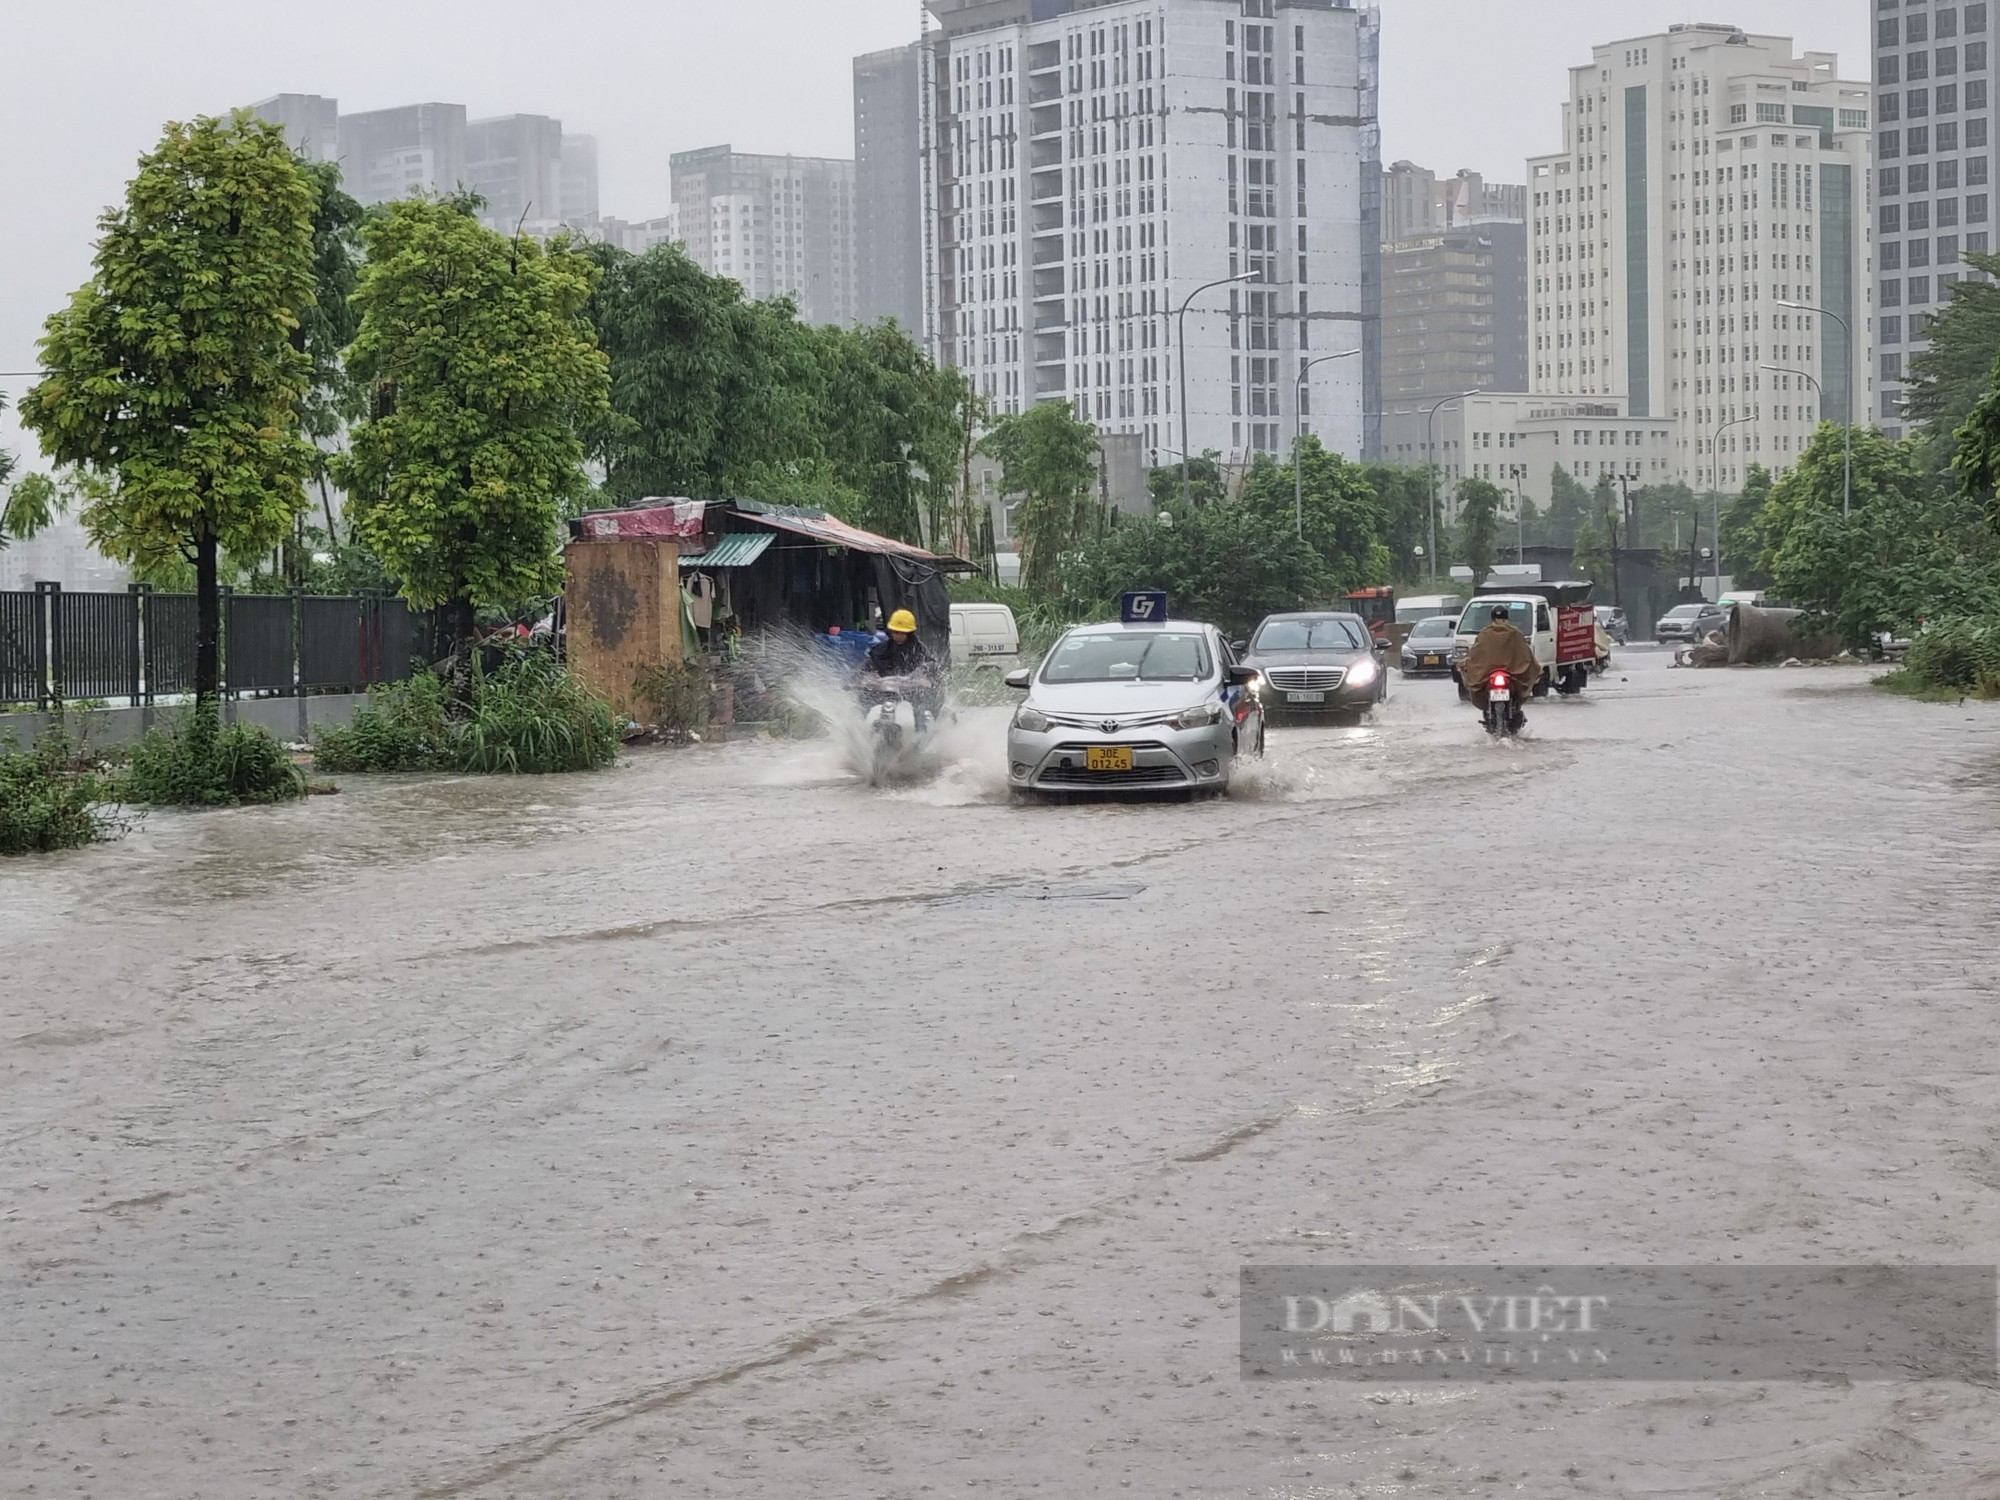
xmin=1263 ymin=667 xmax=1346 ymax=691
xmin=1038 ymin=763 xmax=1187 ymax=786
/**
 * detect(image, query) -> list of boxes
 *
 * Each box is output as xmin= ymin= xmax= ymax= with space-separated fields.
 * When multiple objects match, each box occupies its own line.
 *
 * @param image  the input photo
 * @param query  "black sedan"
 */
xmin=1240 ymin=612 xmax=1387 ymax=720
xmin=1397 ymin=615 xmax=1459 ymax=677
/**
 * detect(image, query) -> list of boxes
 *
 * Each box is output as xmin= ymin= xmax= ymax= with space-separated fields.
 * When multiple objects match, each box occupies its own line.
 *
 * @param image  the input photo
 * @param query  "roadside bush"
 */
xmin=633 ymin=661 xmax=711 ymax=735
xmin=121 ymin=705 xmax=307 ymax=807
xmin=312 ymin=671 xmax=452 ymax=772
xmin=1890 ymin=615 xmax=2000 ymax=698
xmin=457 ymin=648 xmax=620 ymax=773
xmin=0 ymin=729 xmax=115 ymax=855
xmin=313 ymin=647 xmax=618 ymax=775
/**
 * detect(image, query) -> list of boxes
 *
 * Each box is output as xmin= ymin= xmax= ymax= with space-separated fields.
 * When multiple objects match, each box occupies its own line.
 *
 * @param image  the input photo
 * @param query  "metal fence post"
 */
xmin=292 ymin=589 xmax=308 ymax=744
xmin=35 ymin=581 xmax=60 ymax=712
xmin=123 ymin=583 xmax=143 ymax=705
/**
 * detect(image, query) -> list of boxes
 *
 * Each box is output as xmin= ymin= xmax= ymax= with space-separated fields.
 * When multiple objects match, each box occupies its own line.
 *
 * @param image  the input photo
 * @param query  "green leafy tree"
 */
xmin=1719 ymin=463 xmax=1774 ymax=589
xmin=295 ymin=158 xmax=365 ymax=551
xmin=979 ymin=401 xmax=1100 ymax=595
xmin=333 ymin=199 xmax=610 ymax=641
xmin=1060 ymin=503 xmax=1333 ymax=639
xmin=1454 ymin=477 xmax=1503 ymax=585
xmin=1361 ymin=463 xmax=1437 ymax=583
xmin=1764 ymin=425 xmax=1999 ymax=646
xmin=1571 ymin=506 xmax=1612 ymax=592
xmin=19 ymin=111 xmax=318 ymax=707
xmin=1147 ymin=450 xmax=1225 ymax=511
xmin=1538 ymin=464 xmax=1593 ymax=548
xmin=1240 ymin=438 xmax=1390 ymax=594
xmin=1906 ymin=249 xmax=2000 ymax=475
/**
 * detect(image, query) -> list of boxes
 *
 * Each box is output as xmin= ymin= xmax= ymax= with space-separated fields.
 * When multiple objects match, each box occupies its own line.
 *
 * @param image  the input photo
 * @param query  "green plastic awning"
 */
xmin=685 ymin=532 xmax=773 ymax=568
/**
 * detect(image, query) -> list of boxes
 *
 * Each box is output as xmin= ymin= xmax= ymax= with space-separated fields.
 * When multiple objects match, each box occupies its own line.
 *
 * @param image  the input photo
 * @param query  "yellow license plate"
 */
xmin=1086 ymin=746 xmax=1133 ymax=772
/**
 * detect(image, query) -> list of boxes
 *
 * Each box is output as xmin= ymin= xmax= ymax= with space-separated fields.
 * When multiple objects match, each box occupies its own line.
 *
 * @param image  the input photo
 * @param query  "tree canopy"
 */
xmin=19 ymin=111 xmax=319 ymax=703
xmin=980 ymin=400 xmax=1102 ymax=594
xmin=1239 ymin=439 xmax=1390 ymax=595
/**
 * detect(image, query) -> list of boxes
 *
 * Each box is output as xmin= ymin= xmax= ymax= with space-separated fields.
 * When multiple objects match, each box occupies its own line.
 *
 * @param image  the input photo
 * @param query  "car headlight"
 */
xmin=1171 ymin=702 xmax=1224 ymax=730
xmin=1013 ymin=705 xmax=1050 ymax=733
xmin=1347 ymin=658 xmax=1378 ymax=686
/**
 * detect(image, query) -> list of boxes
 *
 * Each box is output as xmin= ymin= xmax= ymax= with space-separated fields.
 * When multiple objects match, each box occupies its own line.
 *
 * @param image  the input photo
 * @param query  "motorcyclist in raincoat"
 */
xmin=1461 ymin=605 xmax=1540 ymax=729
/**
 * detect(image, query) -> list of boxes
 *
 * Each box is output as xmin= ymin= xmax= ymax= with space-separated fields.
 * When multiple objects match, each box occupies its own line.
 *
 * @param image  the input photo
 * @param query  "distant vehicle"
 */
xmin=1716 ymin=591 xmax=1766 ymax=614
xmin=1395 ymin=593 xmax=1463 ymax=626
xmin=1450 ymin=583 xmax=1601 ymax=696
xmin=1594 ymin=605 xmax=1630 ymax=645
xmin=1004 ymin=616 xmax=1263 ymax=797
xmin=1655 ymin=602 xmax=1728 ymax=644
xmin=1343 ymin=586 xmax=1397 ymax=642
xmin=1241 ymin=611 xmax=1387 ymax=720
xmin=948 ymin=602 xmax=1020 ymax=667
xmin=1398 ymin=615 xmax=1459 ymax=677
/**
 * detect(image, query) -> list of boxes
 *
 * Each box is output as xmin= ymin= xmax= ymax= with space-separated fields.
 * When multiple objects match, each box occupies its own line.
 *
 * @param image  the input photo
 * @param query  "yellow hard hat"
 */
xmin=887 ymin=609 xmax=918 ymax=633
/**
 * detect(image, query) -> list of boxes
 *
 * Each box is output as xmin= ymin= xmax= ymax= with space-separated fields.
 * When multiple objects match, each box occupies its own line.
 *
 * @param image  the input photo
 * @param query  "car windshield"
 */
xmin=1409 ymin=618 xmax=1455 ymax=639
xmin=1457 ymin=603 xmax=1528 ymax=634
xmin=1253 ymin=618 xmax=1368 ymax=651
xmin=1668 ymin=605 xmax=1707 ymax=618
xmin=1595 ymin=608 xmax=1618 ymax=621
xmin=1043 ymin=630 xmax=1212 ymax=683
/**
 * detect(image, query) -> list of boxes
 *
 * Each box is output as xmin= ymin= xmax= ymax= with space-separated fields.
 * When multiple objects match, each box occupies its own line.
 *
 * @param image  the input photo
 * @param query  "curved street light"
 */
xmin=1708 ymin=411 xmax=1758 ymax=598
xmin=1777 ymin=299 xmax=1854 ymax=518
xmin=1176 ymin=269 xmax=1260 ymax=509
xmin=1760 ymin=361 xmax=1845 ymax=521
xmin=1292 ymin=349 xmax=1362 ymax=540
xmin=1423 ymin=389 xmax=1482 ymax=587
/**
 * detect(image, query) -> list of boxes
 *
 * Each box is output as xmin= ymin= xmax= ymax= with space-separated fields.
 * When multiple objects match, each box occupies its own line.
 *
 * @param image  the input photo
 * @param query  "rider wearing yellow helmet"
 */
xmin=862 ymin=606 xmax=942 ymax=727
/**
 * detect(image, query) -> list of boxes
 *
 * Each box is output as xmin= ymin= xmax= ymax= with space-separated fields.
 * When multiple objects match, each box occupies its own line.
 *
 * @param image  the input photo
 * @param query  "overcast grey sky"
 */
xmin=1 ymin=0 xmax=1865 ymax=463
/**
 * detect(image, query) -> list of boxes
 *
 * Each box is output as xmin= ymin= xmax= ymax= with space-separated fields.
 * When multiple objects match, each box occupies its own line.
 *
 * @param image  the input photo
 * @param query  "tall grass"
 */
xmin=313 ymin=647 xmax=619 ymax=775
xmin=1883 ymin=616 xmax=2000 ymax=699
xmin=122 ymin=705 xmax=307 ymax=807
xmin=0 ymin=727 xmax=117 ymax=855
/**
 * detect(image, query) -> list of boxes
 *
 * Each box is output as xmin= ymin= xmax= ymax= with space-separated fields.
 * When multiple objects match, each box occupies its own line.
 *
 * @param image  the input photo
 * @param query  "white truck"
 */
xmin=1450 ymin=582 xmax=1606 ymax=698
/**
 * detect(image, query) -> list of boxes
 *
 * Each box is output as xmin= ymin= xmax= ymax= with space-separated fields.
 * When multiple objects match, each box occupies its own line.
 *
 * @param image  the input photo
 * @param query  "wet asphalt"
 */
xmin=5 ymin=649 xmax=2000 ymax=1498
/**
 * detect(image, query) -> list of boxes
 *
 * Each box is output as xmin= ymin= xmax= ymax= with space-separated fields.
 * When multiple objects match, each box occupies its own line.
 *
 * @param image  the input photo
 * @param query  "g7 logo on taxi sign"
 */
xmin=1120 ymin=589 xmax=1168 ymax=624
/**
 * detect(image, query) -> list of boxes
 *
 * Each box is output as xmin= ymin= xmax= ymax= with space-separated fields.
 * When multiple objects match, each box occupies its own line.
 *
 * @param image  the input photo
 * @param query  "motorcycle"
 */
xmin=1480 ymin=668 xmax=1525 ymax=738
xmin=858 ymin=673 xmax=935 ymax=786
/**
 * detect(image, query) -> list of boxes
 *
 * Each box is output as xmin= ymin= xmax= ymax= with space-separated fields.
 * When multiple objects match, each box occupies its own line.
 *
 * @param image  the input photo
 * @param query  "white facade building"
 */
xmin=1529 ymin=23 xmax=1874 ymax=491
xmin=669 ymin=148 xmax=858 ymax=326
xmin=925 ymin=0 xmax=1380 ymax=467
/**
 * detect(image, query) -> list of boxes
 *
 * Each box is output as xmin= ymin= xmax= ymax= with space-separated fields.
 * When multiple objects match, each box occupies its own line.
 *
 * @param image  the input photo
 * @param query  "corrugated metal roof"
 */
xmin=683 ymin=531 xmax=773 ymax=568
xmin=729 ymin=500 xmax=980 ymax=572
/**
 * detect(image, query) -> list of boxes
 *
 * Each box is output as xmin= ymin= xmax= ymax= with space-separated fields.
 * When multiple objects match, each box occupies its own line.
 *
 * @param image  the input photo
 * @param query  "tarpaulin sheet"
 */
xmin=576 ymin=499 xmax=707 ymax=541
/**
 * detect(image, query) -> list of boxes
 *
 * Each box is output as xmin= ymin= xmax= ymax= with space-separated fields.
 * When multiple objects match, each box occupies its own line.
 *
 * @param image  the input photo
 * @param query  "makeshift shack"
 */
xmin=567 ymin=499 xmax=976 ymax=709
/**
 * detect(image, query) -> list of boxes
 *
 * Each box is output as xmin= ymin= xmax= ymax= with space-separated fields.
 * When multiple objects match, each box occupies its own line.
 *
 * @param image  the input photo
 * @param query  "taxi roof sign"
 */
xmin=1120 ymin=589 xmax=1168 ymax=625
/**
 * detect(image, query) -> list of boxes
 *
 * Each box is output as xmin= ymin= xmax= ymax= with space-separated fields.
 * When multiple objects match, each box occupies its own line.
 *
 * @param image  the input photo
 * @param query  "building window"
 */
xmin=1883 ymin=241 xmax=1904 ymax=268
xmin=1881 ymin=128 xmax=1902 ymax=158
xmin=1882 ymin=315 xmax=1903 ymax=344
xmin=1910 ymin=238 xmax=1932 ymax=267
xmin=1730 ymin=104 xmax=1748 ymax=124
xmin=1911 ymin=275 xmax=1933 ymax=303
xmin=1883 ymin=203 xmax=1904 ymax=232
xmin=1971 ymin=192 xmax=1992 ymax=220
xmin=1883 ymin=165 xmax=1903 ymax=195
xmin=1941 ymin=233 xmax=1963 ymax=262
xmin=1939 ymin=120 xmax=1961 ymax=149
xmin=1882 ymin=278 xmax=1904 ymax=306
xmin=1757 ymin=102 xmax=1787 ymax=123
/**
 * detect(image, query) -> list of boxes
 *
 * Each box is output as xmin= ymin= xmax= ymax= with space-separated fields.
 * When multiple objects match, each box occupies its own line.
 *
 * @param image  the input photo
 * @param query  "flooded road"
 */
xmin=6 ymin=652 xmax=2000 ymax=1498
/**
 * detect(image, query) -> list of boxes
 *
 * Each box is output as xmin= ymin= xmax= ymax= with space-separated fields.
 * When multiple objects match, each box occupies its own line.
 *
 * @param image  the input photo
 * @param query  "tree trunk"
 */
xmin=194 ymin=525 xmax=221 ymax=710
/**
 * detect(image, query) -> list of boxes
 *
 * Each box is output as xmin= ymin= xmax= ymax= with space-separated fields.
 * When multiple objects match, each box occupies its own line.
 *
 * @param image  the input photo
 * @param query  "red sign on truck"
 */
xmin=1555 ymin=605 xmax=1597 ymax=665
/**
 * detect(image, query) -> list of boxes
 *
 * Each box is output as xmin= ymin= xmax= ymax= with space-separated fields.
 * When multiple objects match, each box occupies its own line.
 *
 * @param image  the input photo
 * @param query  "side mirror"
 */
xmin=1227 ymin=664 xmax=1261 ymax=687
xmin=1372 ymin=640 xmax=1389 ymax=656
xmin=1004 ymin=668 xmax=1032 ymax=690
xmin=1231 ymin=639 xmax=1249 ymax=654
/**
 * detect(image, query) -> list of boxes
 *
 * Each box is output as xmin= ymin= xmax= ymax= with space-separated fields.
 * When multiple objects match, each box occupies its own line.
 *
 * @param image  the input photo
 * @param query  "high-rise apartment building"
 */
xmin=1384 ymin=161 xmax=1527 ymax=241
xmin=337 ymin=103 xmax=469 ymax=207
xmin=1529 ymin=24 xmax=1873 ymax=491
xmin=1873 ymin=0 xmax=1994 ymax=438
xmin=561 ymin=134 xmax=601 ymax=223
xmin=923 ymin=0 xmax=1381 ymax=465
xmin=856 ymin=44 xmax=929 ymax=332
xmin=1380 ymin=219 xmax=1529 ymax=405
xmin=466 ymin=113 xmax=565 ymax=232
xmin=670 ymin=146 xmax=858 ymax=326
xmin=250 ymin=94 xmax=338 ymax=162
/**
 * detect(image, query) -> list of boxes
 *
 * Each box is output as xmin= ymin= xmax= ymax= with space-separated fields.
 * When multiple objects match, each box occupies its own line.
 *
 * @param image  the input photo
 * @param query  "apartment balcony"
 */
xmin=1035 ymin=367 xmax=1069 ymax=397
xmin=1031 ymin=169 xmax=1063 ymax=203
xmin=1033 ymin=267 xmax=1066 ymax=300
xmin=1032 ymin=240 xmax=1065 ymax=268
xmin=1029 ymin=104 xmax=1062 ymax=138
xmin=1029 ymin=77 xmax=1063 ymax=106
xmin=1030 ymin=138 xmax=1062 ymax=170
xmin=1035 ymin=332 xmax=1067 ymax=364
xmin=1033 ymin=201 xmax=1064 ymax=233
xmin=1027 ymin=41 xmax=1060 ymax=73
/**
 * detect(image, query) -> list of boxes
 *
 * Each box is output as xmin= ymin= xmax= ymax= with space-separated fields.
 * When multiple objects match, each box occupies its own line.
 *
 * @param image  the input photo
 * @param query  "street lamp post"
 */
xmin=1176 ymin=269 xmax=1259 ymax=509
xmin=1777 ymin=299 xmax=1854 ymax=517
xmin=1423 ymin=389 xmax=1481 ymax=587
xmin=1760 ymin=364 xmax=1836 ymax=526
xmin=1293 ymin=349 xmax=1362 ymax=540
xmin=1707 ymin=411 xmax=1757 ymax=600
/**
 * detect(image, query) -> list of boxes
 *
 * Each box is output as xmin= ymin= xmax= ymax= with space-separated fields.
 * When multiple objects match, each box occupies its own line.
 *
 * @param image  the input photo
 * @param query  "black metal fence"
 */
xmin=0 ymin=585 xmax=442 ymax=710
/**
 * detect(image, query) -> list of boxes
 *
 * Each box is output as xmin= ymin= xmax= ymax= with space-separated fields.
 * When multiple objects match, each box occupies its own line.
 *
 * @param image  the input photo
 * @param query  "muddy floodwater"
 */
xmin=6 ymin=652 xmax=2000 ymax=1498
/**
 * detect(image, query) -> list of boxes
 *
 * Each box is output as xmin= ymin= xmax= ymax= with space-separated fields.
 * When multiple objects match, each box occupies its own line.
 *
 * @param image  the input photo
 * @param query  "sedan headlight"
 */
xmin=1347 ymin=658 xmax=1378 ymax=687
xmin=1171 ymin=701 xmax=1225 ymax=730
xmin=1013 ymin=705 xmax=1051 ymax=733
